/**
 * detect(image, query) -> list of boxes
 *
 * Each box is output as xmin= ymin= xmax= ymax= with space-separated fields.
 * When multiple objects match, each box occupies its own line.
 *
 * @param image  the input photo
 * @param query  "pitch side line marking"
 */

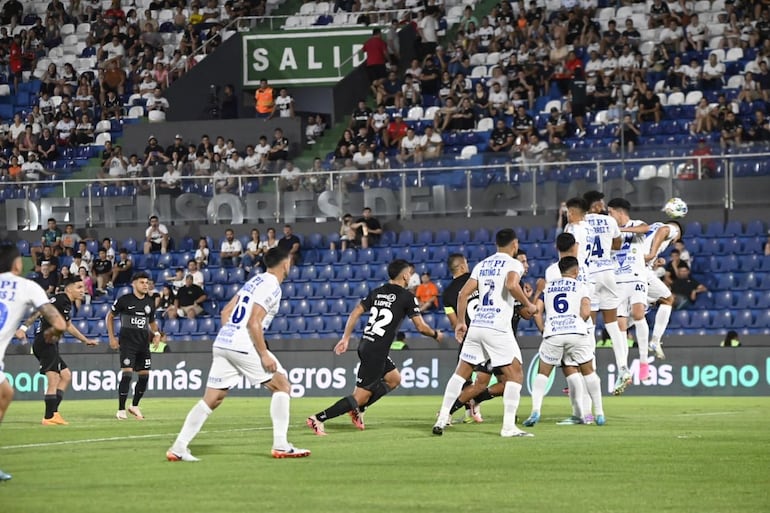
xmin=0 ymin=427 xmax=269 ymax=450
xmin=675 ymin=411 xmax=742 ymax=417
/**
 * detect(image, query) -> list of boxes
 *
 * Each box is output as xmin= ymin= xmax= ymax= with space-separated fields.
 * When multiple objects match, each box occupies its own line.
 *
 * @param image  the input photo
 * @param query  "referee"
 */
xmin=15 ymin=276 xmax=98 ymax=425
xmin=107 ymin=271 xmax=161 ymax=420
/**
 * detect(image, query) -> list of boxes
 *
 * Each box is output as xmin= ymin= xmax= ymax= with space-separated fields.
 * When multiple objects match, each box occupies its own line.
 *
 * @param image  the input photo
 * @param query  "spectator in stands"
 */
xmin=268 ymin=87 xmax=295 ymax=120
xmin=73 ymin=114 xmax=95 ymax=146
xmin=419 ymin=125 xmax=443 ymax=161
xmin=171 ymin=267 xmax=186 ymax=292
xmin=212 ymin=157 xmax=235 ymax=193
xmin=101 ymin=89 xmax=123 ymax=120
xmin=144 ymin=135 xmax=170 ymax=174
xmin=638 ymin=89 xmax=662 ymax=123
xmin=701 ymin=53 xmax=725 ymax=90
xmin=22 ymin=152 xmax=50 ymax=184
xmin=191 ymin=151 xmax=211 ymax=182
xmin=172 ymin=275 xmax=207 ymax=320
xmin=331 ymin=214 xmax=356 ymax=251
xmin=242 ymin=229 xmax=264 ymax=274
xmin=267 ymin=128 xmax=289 ymax=172
xmin=611 ymin=114 xmax=640 ymax=153
xmin=378 ymin=70 xmax=402 ymax=107
xmin=254 ymin=78 xmax=274 ymax=119
xmin=76 ymin=241 xmax=92 ymax=270
xmin=747 ymin=110 xmax=770 ymax=144
xmin=691 ymin=98 xmax=714 ymax=135
xmin=16 ymin=125 xmax=37 ymax=158
xmin=384 ymin=111 xmax=407 ymax=149
xmin=278 ymin=224 xmax=301 ymax=265
xmin=185 ymin=260 xmax=204 ymax=289
xmin=192 ymin=237 xmax=209 ymax=268
xmin=664 ymin=248 xmax=687 ymax=286
xmin=37 ymin=127 xmax=59 ymax=162
xmin=159 ymin=163 xmax=183 ymax=196
xmin=397 ymin=127 xmax=420 ymax=165
xmin=361 ymin=28 xmax=389 ymax=95
xmin=92 ymin=248 xmax=112 ymax=293
xmin=415 ymin=271 xmax=439 ymax=312
xmin=720 ymin=110 xmax=743 ymax=150
xmin=220 ymin=228 xmax=243 ymax=268
xmin=61 ymin=224 xmax=81 ymax=256
xmin=684 ymin=14 xmax=708 ymax=52
xmin=156 ymin=285 xmax=176 ymax=318
xmin=671 ymin=265 xmax=707 ymax=310
xmin=278 ymin=161 xmax=302 ymax=191
xmin=32 ymin=218 xmax=62 ymax=263
xmin=54 ymin=112 xmax=75 ymax=146
xmin=486 ymin=118 xmax=514 ymax=155
xmin=349 ymin=99 xmax=372 ymax=132
xmin=352 ymin=143 xmax=375 ymax=170
xmin=146 ymin=87 xmax=169 ymax=114
xmin=737 ymin=71 xmax=762 ymax=104
xmin=352 ymin=207 xmax=382 ymax=249
xmin=35 ymin=261 xmax=59 ymax=296
xmin=144 ymin=215 xmax=169 ymax=254
xmin=401 ymin=73 xmax=422 ymax=107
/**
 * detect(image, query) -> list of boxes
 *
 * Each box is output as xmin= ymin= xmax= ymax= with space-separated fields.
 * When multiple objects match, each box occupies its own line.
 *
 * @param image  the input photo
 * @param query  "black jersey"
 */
xmin=441 ymin=273 xmax=480 ymax=328
xmin=34 ymin=293 xmax=72 ymax=342
xmin=111 ymin=292 xmax=156 ymax=345
xmin=359 ymin=283 xmax=420 ymax=351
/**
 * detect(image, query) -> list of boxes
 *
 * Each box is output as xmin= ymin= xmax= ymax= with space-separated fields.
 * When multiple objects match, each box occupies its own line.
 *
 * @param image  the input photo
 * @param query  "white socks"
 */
xmin=438 ymin=373 xmax=466 ymax=422
xmin=173 ymin=399 xmax=212 ymax=451
xmin=501 ymin=381 xmax=521 ymax=432
xmin=635 ymin=317 xmax=650 ymax=362
xmin=606 ymin=321 xmax=628 ymax=371
xmin=583 ymin=372 xmax=604 ymax=416
xmin=652 ymin=304 xmax=672 ymax=342
xmin=530 ymin=374 xmax=548 ymax=414
xmin=566 ymin=373 xmax=583 ymax=417
xmin=271 ymin=391 xmax=290 ymax=449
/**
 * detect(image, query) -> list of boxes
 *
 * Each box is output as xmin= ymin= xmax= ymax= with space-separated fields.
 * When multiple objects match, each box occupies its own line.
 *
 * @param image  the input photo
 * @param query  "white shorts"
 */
xmin=460 ymin=327 xmax=522 ymax=368
xmin=617 ymin=280 xmax=648 ymax=317
xmin=590 ymin=270 xmax=620 ymax=311
xmin=539 ymin=333 xmax=594 ymax=367
xmin=0 ymin=369 xmax=6 ymax=386
xmin=646 ymin=269 xmax=672 ymax=303
xmin=207 ymin=347 xmax=286 ymax=389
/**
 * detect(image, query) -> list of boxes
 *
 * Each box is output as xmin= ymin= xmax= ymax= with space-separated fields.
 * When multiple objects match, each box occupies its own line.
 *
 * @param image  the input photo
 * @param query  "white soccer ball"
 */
xmin=663 ymin=197 xmax=688 ymax=219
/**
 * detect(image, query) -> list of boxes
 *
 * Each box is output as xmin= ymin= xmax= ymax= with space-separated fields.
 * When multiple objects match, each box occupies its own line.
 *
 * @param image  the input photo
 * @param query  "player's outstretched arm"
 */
xmin=620 ymin=223 xmax=650 ymax=234
xmin=505 ymin=271 xmax=536 ymax=316
xmin=411 ymin=315 xmax=442 ymax=342
xmin=335 ymin=303 xmax=365 ymax=355
xmin=67 ymin=321 xmax=98 ymax=346
xmin=106 ymin=310 xmax=118 ymax=350
xmin=645 ymin=225 xmax=670 ymax=262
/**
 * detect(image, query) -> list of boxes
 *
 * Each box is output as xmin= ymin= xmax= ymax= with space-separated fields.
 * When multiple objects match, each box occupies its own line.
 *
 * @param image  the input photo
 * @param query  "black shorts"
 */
xmin=366 ymin=64 xmax=387 ymax=83
xmin=474 ymin=360 xmax=504 ymax=376
xmin=33 ymin=340 xmax=68 ymax=375
xmin=149 ymin=241 xmax=163 ymax=252
xmin=119 ymin=341 xmax=152 ymax=371
xmin=572 ymin=103 xmax=586 ymax=117
xmin=356 ymin=344 xmax=396 ymax=390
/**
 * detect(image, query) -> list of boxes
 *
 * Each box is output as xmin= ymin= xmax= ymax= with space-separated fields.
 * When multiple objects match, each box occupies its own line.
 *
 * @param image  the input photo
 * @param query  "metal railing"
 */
xmin=2 ymin=150 xmax=766 ymax=229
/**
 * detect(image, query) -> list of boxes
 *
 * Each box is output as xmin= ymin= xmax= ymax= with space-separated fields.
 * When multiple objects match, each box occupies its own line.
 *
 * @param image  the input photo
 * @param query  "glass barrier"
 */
xmin=1 ymin=149 xmax=767 ymax=230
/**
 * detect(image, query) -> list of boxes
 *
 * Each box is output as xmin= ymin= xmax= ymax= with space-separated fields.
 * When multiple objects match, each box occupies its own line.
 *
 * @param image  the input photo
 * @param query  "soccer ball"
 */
xmin=663 ymin=197 xmax=688 ymax=219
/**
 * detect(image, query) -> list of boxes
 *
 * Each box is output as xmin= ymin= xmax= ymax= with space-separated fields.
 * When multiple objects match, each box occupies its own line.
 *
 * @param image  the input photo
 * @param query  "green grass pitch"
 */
xmin=1 ymin=396 xmax=768 ymax=513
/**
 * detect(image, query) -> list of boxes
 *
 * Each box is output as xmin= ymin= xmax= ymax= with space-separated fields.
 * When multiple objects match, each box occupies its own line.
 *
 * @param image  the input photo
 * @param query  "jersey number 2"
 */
xmin=364 ymin=307 xmax=393 ymax=337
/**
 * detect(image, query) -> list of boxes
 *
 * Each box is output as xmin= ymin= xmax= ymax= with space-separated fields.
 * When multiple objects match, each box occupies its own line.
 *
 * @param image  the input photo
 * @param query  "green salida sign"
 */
xmin=242 ymin=29 xmax=371 ymax=87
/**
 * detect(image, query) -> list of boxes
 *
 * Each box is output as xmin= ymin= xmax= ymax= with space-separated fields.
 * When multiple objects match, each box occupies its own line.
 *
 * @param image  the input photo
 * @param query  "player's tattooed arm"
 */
xmin=38 ymin=303 xmax=67 ymax=343
xmin=14 ymin=311 xmax=42 ymax=341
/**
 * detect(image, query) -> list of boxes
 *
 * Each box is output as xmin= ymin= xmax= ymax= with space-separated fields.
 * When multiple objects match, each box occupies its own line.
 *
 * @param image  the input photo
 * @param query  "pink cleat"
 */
xmin=348 ymin=409 xmax=365 ymax=430
xmin=306 ymin=415 xmax=327 ymax=436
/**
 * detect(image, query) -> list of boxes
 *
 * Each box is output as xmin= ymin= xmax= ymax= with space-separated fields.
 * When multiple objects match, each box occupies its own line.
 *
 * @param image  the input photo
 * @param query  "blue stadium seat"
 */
xmin=393 ymin=247 xmax=413 ymax=261
xmin=16 ymin=240 xmax=30 ymax=256
xmin=712 ymin=291 xmax=733 ymax=309
xmin=710 ymin=311 xmax=733 ymax=329
xmin=269 ymin=317 xmax=288 ymax=333
xmin=434 ymin=230 xmax=451 ymax=245
xmin=228 ymin=268 xmax=245 ymax=284
xmin=669 ymin=310 xmax=689 ymax=329
xmin=351 ymin=281 xmax=369 ymax=298
xmin=312 ymin=282 xmax=332 ymax=299
xmin=413 ymin=246 xmax=431 ymax=263
xmin=179 ymin=319 xmax=197 ymax=335
xmin=162 ymin=319 xmax=180 ymax=335
xmin=689 ymin=310 xmax=711 ymax=329
xmin=453 ymin=229 xmax=471 ymax=244
xmin=724 ymin=221 xmax=742 ymax=237
xmin=296 ymin=283 xmax=314 ymax=299
xmin=301 ymin=265 xmax=318 ymax=281
xmin=339 ymin=249 xmax=357 ymax=264
xmin=314 ymin=299 xmax=331 ymax=314
xmin=89 ymin=320 xmax=107 ymax=337
xmin=734 ymin=310 xmax=754 ymax=328
xmin=352 ymin=264 xmax=371 ymax=281
xmin=210 ymin=284 xmax=226 ymax=301
xmin=325 ymin=315 xmax=344 ymax=333
xmin=320 ymin=250 xmax=338 ymax=264
xmin=306 ymin=233 xmax=324 ymax=249
xmin=331 ymin=282 xmax=350 ymax=298
xmin=224 ymin=283 xmax=240 ymax=299
xmin=305 ymin=316 xmax=325 ymax=334
xmin=72 ymin=320 xmax=89 ymax=338
xmin=288 ymin=317 xmax=306 ymax=333
xmin=472 ymin=228 xmax=491 ymax=243
xmin=329 ymin=299 xmax=347 ymax=314
xmin=733 ymin=291 xmax=756 ymax=309
xmin=333 ymin=264 xmax=354 ymax=281
xmin=752 ymin=310 xmax=770 ymax=328
xmin=316 ymin=264 xmax=334 ymax=281
xmin=211 ymin=267 xmax=229 ymax=284
xmin=75 ymin=304 xmax=93 ymax=319
xmin=281 ymin=282 xmax=296 ymax=297
xmin=398 ymin=230 xmax=414 ymax=245
xmin=745 ymin=220 xmax=766 ymax=236
xmin=756 ymin=291 xmax=770 ymax=309
xmin=704 ymin=222 xmax=725 ymax=238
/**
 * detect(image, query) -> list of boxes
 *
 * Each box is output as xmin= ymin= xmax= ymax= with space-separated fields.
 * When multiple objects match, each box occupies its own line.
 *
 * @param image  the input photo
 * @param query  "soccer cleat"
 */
xmin=166 ymin=449 xmax=200 ymax=462
xmin=41 ymin=417 xmax=59 ymax=426
xmin=431 ymin=423 xmax=444 ymax=436
xmin=468 ymin=399 xmax=483 ymax=423
xmin=582 ymin=414 xmax=595 ymax=425
xmin=639 ymin=362 xmax=650 ymax=381
xmin=595 ymin=414 xmax=606 ymax=426
xmin=462 ymin=411 xmax=474 ymax=424
xmin=51 ymin=412 xmax=69 ymax=425
xmin=116 ymin=409 xmax=128 ymax=420
xmin=271 ymin=446 xmax=311 ymax=459
xmin=348 ymin=409 xmax=365 ymax=430
xmin=649 ymin=338 xmax=666 ymax=360
xmin=306 ymin=415 xmax=327 ymax=436
xmin=522 ymin=412 xmax=540 ymax=427
xmin=0 ymin=469 xmax=11 ymax=481
xmin=128 ymin=406 xmax=144 ymax=419
xmin=612 ymin=369 xmax=633 ymax=395
xmin=556 ymin=416 xmax=583 ymax=425
xmin=500 ymin=428 xmax=534 ymax=437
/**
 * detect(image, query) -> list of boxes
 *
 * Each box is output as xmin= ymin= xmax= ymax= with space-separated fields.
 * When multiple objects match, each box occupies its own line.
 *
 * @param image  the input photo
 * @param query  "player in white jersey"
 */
xmin=0 ymin=245 xmax=67 ymax=480
xmin=167 ymin=247 xmax=310 ymax=462
xmin=582 ymin=191 xmax=631 ymax=395
xmin=433 ymin=229 xmax=537 ymax=437
xmin=523 ymin=256 xmax=605 ymax=427
xmin=620 ymin=220 xmax=683 ymax=360
xmin=608 ymin=198 xmax=652 ymax=382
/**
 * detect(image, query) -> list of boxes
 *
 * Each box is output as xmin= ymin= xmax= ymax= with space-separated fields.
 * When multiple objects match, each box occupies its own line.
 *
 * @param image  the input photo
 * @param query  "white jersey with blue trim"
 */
xmin=614 ymin=219 xmax=647 ymax=282
xmin=585 ymin=213 xmax=621 ymax=275
xmin=0 ymin=273 xmax=51 ymax=371
xmin=469 ymin=252 xmax=524 ymax=334
xmin=564 ymin=220 xmax=592 ymax=284
xmin=213 ymin=272 xmax=282 ymax=353
xmin=643 ymin=222 xmax=681 ymax=269
xmin=543 ymin=277 xmax=590 ymax=338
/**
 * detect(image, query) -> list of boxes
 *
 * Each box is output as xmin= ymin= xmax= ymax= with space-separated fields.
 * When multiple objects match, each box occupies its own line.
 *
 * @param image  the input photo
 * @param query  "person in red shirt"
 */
xmin=384 ymin=112 xmax=407 ymax=148
xmin=104 ymin=0 xmax=126 ymax=26
xmin=362 ymin=28 xmax=389 ymax=94
xmin=9 ymin=35 xmax=23 ymax=91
